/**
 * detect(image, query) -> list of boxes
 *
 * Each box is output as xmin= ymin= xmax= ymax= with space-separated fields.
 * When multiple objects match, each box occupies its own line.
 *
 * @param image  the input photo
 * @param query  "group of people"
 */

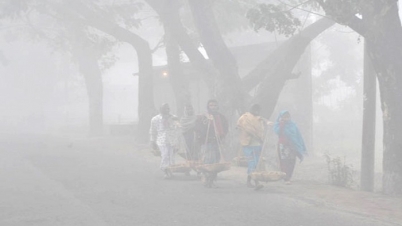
xmin=149 ymin=99 xmax=228 ymax=187
xmin=149 ymin=99 xmax=306 ymax=189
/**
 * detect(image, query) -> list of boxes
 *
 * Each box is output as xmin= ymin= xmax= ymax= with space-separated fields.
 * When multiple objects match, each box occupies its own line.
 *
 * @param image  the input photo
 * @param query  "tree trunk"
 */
xmin=374 ymin=42 xmax=402 ymax=195
xmin=73 ymin=44 xmax=103 ymax=135
xmin=164 ymin=22 xmax=191 ymax=116
xmin=360 ymin=4 xmax=378 ymax=193
xmin=188 ymin=0 xmax=245 ymax=114
xmin=292 ymin=46 xmax=313 ymax=153
xmin=136 ymin=44 xmax=155 ymax=141
xmin=250 ymin=18 xmax=334 ymax=118
xmin=360 ymin=40 xmax=377 ymax=192
xmin=65 ymin=1 xmax=155 ymax=141
xmin=366 ymin=9 xmax=402 ymax=195
xmin=320 ymin=0 xmax=402 ymax=195
xmin=243 ymin=18 xmax=334 ymax=93
xmin=145 ymin=0 xmax=216 ymax=91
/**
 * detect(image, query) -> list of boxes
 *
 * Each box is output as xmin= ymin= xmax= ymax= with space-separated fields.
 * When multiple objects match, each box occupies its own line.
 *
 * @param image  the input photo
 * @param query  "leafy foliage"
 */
xmin=246 ymin=3 xmax=302 ymax=37
xmin=325 ymin=154 xmax=356 ymax=188
xmin=317 ymin=0 xmax=365 ymax=24
xmin=86 ymin=0 xmax=144 ymax=29
xmin=212 ymin=0 xmax=255 ymax=34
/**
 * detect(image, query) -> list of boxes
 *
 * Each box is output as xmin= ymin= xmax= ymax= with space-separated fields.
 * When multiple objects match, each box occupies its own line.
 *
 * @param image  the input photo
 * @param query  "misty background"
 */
xmin=1 ymin=0 xmax=399 ymax=190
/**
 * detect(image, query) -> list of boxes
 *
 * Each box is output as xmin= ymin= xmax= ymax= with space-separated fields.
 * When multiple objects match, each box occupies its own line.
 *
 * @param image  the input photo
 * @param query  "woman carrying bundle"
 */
xmin=237 ymin=104 xmax=273 ymax=190
xmin=195 ymin=99 xmax=228 ymax=188
xmin=180 ymin=104 xmax=200 ymax=161
xmin=274 ymin=110 xmax=307 ymax=185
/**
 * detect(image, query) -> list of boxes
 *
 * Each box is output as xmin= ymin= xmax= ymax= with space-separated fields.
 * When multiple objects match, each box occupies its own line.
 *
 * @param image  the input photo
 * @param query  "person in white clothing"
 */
xmin=150 ymin=103 xmax=179 ymax=179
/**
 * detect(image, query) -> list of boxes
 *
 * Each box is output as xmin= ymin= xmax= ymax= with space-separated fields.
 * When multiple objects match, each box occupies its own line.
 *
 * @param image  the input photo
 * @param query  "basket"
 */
xmin=196 ymin=162 xmax=231 ymax=173
xmin=250 ymin=171 xmax=286 ymax=182
xmin=167 ymin=163 xmax=192 ymax=173
xmin=186 ymin=161 xmax=202 ymax=170
xmin=178 ymin=152 xmax=187 ymax=159
xmin=232 ymin=156 xmax=248 ymax=167
xmin=151 ymin=149 xmax=161 ymax=157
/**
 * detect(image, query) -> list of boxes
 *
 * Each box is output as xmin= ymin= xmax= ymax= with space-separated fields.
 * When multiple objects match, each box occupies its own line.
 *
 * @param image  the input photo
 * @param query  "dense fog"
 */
xmin=0 ymin=23 xmax=384 ymax=174
xmin=1 ymin=1 xmax=402 ymax=225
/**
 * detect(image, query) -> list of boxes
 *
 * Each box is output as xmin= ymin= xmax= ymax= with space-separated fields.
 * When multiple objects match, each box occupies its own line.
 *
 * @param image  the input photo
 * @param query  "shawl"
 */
xmin=237 ymin=112 xmax=264 ymax=146
xmin=274 ymin=110 xmax=307 ymax=155
xmin=180 ymin=115 xmax=197 ymax=133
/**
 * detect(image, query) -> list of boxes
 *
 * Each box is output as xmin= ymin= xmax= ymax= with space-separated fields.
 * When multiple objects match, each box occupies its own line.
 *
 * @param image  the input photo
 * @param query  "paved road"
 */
xmin=0 ymin=134 xmax=399 ymax=226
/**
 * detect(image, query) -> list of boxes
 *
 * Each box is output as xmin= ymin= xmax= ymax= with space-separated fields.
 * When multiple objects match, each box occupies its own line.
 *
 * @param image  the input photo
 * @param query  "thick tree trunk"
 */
xmin=249 ymin=18 xmax=334 ymax=118
xmin=374 ymin=41 xmax=402 ymax=195
xmin=136 ymin=45 xmax=155 ymax=141
xmin=73 ymin=44 xmax=103 ymax=135
xmin=292 ymin=47 xmax=313 ymax=153
xmin=145 ymin=0 xmax=216 ymax=91
xmin=105 ymin=35 xmax=154 ymax=142
xmin=366 ymin=8 xmax=402 ymax=195
xmin=164 ymin=23 xmax=191 ymax=116
xmin=348 ymin=2 xmax=402 ymax=195
xmin=243 ymin=18 xmax=334 ymax=94
xmin=361 ymin=41 xmax=376 ymax=192
xmin=320 ymin=0 xmax=402 ymax=195
xmin=360 ymin=5 xmax=377 ymax=193
xmin=65 ymin=1 xmax=155 ymax=141
xmin=188 ymin=0 xmax=245 ymax=114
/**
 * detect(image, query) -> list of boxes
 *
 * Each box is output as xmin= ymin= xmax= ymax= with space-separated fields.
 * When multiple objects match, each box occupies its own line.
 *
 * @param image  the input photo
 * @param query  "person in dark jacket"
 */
xmin=195 ymin=99 xmax=228 ymax=188
xmin=180 ymin=104 xmax=200 ymax=161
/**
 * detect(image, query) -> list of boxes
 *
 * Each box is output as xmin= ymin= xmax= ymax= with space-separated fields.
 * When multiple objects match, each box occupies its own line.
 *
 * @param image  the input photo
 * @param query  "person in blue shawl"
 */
xmin=274 ymin=110 xmax=306 ymax=184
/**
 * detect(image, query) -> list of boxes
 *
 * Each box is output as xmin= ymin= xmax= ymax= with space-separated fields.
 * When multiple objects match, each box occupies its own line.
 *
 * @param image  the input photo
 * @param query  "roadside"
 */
xmin=132 ymin=138 xmax=402 ymax=225
xmin=224 ymin=164 xmax=402 ymax=225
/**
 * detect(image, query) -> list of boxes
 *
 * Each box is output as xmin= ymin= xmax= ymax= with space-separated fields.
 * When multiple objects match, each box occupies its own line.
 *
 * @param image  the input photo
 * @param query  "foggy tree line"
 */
xmin=1 ymin=0 xmax=402 ymax=195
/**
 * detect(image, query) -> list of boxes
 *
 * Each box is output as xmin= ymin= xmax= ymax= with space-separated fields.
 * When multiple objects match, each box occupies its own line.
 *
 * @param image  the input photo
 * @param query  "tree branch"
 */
xmin=242 ymin=17 xmax=334 ymax=92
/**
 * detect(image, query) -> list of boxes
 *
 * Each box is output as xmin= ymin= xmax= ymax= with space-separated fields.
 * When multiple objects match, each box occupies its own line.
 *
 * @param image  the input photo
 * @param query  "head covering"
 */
xmin=249 ymin=104 xmax=261 ymax=116
xmin=250 ymin=104 xmax=261 ymax=111
xmin=159 ymin=103 xmax=170 ymax=115
xmin=180 ymin=104 xmax=197 ymax=133
xmin=274 ymin=110 xmax=306 ymax=155
xmin=205 ymin=99 xmax=227 ymax=139
xmin=207 ymin=99 xmax=219 ymax=114
xmin=184 ymin=103 xmax=194 ymax=116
